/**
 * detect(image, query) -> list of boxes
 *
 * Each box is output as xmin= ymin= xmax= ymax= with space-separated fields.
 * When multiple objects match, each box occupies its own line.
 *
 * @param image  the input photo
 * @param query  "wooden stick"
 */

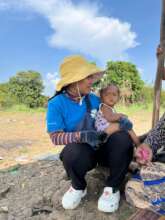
xmin=152 ymin=0 xmax=165 ymax=128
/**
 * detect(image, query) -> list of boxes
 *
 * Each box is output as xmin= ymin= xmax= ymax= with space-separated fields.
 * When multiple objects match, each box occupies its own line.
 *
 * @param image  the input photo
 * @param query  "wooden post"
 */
xmin=152 ymin=0 xmax=165 ymax=128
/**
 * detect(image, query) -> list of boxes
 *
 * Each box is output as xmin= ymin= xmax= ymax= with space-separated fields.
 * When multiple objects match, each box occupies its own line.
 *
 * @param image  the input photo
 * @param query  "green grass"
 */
xmin=116 ymin=103 xmax=153 ymax=115
xmin=0 ymin=104 xmax=46 ymax=113
xmin=116 ymin=102 xmax=164 ymax=116
xmin=0 ymin=103 xmax=164 ymax=116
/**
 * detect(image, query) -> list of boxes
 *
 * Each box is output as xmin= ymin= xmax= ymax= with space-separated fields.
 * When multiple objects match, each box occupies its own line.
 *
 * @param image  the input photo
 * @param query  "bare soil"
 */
xmin=0 ymin=160 xmax=136 ymax=220
xmin=0 ymin=110 xmax=152 ymax=169
xmin=0 ymin=112 xmax=63 ymax=169
xmin=0 ymin=110 xmax=153 ymax=220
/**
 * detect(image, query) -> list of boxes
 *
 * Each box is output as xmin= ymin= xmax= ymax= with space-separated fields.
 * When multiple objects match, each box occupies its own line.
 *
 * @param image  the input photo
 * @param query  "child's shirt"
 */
xmin=95 ymin=103 xmax=116 ymax=132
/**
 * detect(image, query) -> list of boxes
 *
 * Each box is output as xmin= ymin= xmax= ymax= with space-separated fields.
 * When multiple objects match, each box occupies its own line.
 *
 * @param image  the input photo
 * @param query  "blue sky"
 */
xmin=0 ymin=0 xmax=163 ymax=96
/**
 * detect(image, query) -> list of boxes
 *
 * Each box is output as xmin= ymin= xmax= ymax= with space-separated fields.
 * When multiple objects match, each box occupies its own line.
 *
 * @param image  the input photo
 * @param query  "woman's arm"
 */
xmin=49 ymin=131 xmax=80 ymax=145
xmin=143 ymin=113 xmax=165 ymax=155
xmin=49 ymin=130 xmax=108 ymax=148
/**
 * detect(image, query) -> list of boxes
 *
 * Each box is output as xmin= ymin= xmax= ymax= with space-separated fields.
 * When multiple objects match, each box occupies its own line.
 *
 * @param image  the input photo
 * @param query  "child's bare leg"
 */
xmin=127 ymin=130 xmax=140 ymax=172
xmin=128 ymin=130 xmax=140 ymax=146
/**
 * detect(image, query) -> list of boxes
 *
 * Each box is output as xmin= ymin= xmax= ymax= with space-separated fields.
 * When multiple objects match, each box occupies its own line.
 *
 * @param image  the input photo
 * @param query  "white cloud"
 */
xmin=0 ymin=2 xmax=8 ymax=9
xmin=0 ymin=0 xmax=26 ymax=10
xmin=137 ymin=67 xmax=144 ymax=75
xmin=43 ymin=72 xmax=60 ymax=96
xmin=0 ymin=0 xmax=138 ymax=63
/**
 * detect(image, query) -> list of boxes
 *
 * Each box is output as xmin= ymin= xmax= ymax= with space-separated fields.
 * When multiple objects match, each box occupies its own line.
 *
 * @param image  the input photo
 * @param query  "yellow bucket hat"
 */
xmin=56 ymin=55 xmax=104 ymax=91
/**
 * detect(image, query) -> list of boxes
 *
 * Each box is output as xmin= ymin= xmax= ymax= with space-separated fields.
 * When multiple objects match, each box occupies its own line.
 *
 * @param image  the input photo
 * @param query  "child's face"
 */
xmin=102 ymin=85 xmax=119 ymax=107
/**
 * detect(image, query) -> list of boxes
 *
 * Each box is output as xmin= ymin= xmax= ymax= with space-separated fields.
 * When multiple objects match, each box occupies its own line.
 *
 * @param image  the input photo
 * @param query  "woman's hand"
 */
xmin=135 ymin=143 xmax=153 ymax=165
xmin=80 ymin=130 xmax=108 ymax=150
xmin=156 ymin=45 xmax=163 ymax=57
xmin=105 ymin=123 xmax=120 ymax=135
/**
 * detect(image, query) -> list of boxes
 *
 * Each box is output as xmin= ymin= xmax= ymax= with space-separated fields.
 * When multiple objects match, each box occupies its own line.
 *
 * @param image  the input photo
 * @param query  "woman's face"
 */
xmin=78 ymin=75 xmax=95 ymax=95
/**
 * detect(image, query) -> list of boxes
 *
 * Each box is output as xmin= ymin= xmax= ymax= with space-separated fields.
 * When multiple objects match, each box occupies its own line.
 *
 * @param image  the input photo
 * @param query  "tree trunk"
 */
xmin=152 ymin=0 xmax=165 ymax=128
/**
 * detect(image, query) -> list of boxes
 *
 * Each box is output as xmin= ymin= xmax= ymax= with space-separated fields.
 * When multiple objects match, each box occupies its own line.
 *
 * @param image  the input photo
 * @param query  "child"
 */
xmin=95 ymin=84 xmax=140 ymax=146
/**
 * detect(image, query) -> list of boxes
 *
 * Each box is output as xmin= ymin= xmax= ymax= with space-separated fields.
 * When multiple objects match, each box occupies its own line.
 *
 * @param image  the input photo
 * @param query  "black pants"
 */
xmin=60 ymin=131 xmax=133 ymax=190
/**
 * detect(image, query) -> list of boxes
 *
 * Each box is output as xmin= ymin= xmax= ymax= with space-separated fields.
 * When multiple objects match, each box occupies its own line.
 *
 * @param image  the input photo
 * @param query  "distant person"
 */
xmin=46 ymin=55 xmax=134 ymax=213
xmin=95 ymin=84 xmax=140 ymax=146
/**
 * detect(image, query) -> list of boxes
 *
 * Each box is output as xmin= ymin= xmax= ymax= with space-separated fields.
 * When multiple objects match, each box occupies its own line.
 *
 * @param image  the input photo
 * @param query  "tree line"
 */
xmin=0 ymin=61 xmax=165 ymax=109
xmin=0 ymin=71 xmax=48 ymax=108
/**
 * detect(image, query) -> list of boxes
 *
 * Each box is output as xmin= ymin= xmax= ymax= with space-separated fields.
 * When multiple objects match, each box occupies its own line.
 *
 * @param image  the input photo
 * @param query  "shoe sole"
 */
xmin=98 ymin=204 xmax=119 ymax=213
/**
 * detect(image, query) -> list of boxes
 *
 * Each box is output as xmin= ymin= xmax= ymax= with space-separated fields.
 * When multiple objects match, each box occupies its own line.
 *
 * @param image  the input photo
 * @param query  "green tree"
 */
xmin=0 ymin=83 xmax=18 ymax=108
xmin=95 ymin=61 xmax=144 ymax=103
xmin=8 ymin=71 xmax=45 ymax=108
xmin=141 ymin=85 xmax=153 ymax=103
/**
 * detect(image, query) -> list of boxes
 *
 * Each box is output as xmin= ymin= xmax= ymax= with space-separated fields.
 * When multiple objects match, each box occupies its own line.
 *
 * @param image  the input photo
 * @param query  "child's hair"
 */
xmin=100 ymin=84 xmax=120 ymax=99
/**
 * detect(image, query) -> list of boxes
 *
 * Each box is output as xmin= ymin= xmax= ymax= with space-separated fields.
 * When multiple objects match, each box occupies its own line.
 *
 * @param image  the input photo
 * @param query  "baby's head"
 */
xmin=100 ymin=84 xmax=120 ymax=107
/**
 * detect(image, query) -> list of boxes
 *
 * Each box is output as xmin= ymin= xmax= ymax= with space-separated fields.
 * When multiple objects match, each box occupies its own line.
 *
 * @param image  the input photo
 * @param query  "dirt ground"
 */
xmin=0 ymin=110 xmax=155 ymax=220
xmin=0 ymin=111 xmax=63 ymax=169
xmin=0 ymin=160 xmax=137 ymax=220
xmin=0 ymin=110 xmax=153 ymax=169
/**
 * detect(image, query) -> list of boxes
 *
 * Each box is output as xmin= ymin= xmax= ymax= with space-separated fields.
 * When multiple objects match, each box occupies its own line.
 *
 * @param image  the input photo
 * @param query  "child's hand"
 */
xmin=119 ymin=117 xmax=133 ymax=131
xmin=135 ymin=143 xmax=153 ymax=165
xmin=117 ymin=113 xmax=127 ymax=119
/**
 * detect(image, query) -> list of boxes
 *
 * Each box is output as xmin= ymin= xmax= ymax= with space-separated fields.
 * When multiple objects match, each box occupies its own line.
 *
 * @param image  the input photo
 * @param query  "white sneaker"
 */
xmin=98 ymin=187 xmax=120 ymax=213
xmin=62 ymin=186 xmax=87 ymax=209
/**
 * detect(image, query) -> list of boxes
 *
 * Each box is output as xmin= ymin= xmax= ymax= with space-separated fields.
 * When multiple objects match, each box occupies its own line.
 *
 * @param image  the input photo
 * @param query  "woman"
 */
xmin=47 ymin=55 xmax=134 ymax=212
xmin=126 ymin=113 xmax=165 ymax=215
xmin=125 ymin=46 xmax=165 ymax=216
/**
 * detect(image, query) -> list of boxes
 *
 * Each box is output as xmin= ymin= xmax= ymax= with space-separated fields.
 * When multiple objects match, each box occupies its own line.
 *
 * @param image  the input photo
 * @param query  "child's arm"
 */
xmin=101 ymin=105 xmax=126 ymax=122
xmin=128 ymin=129 xmax=140 ymax=146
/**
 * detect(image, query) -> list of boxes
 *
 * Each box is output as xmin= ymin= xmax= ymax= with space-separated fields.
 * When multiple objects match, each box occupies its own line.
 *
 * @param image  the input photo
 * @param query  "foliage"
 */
xmin=0 ymin=83 xmax=17 ymax=108
xmin=2 ymin=104 xmax=46 ymax=112
xmin=94 ymin=61 xmax=144 ymax=104
xmin=140 ymin=85 xmax=165 ymax=107
xmin=1 ymin=61 xmax=165 ymax=109
xmin=161 ymin=89 xmax=165 ymax=108
xmin=141 ymin=85 xmax=153 ymax=104
xmin=8 ymin=71 xmax=45 ymax=108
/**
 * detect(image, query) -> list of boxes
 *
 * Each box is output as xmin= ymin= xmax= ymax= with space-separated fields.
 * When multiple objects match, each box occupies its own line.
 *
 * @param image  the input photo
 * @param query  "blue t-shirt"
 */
xmin=47 ymin=92 xmax=100 ymax=132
